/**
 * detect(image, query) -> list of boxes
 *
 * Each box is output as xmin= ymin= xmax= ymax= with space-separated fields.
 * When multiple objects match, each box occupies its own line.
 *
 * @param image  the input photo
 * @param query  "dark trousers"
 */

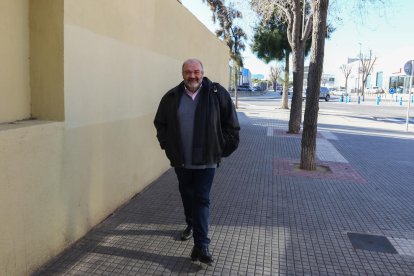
xmin=174 ymin=168 xmax=215 ymax=248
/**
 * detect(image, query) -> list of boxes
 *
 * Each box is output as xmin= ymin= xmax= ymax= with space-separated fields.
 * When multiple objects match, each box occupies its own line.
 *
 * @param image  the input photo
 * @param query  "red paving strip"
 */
xmin=272 ymin=129 xmax=301 ymax=137
xmin=273 ymin=157 xmax=367 ymax=184
xmin=272 ymin=128 xmax=322 ymax=138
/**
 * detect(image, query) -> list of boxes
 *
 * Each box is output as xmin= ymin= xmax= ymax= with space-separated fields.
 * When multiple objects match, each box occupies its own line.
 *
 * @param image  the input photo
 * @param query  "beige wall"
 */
xmin=30 ymin=0 xmax=65 ymax=121
xmin=0 ymin=0 xmax=229 ymax=275
xmin=0 ymin=0 xmax=31 ymax=123
xmin=63 ymin=0 xmax=229 ymax=129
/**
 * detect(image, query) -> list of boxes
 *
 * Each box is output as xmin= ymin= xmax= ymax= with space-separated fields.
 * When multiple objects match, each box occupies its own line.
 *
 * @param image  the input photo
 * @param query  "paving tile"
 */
xmin=33 ymin=106 xmax=414 ymax=276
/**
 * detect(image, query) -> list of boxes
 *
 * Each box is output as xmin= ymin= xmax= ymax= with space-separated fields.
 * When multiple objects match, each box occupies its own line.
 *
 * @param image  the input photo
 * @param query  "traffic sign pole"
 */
xmin=405 ymin=60 xmax=413 ymax=132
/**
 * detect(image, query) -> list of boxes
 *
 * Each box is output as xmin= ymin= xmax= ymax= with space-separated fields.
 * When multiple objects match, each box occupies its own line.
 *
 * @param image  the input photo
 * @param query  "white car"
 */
xmin=368 ymin=86 xmax=384 ymax=94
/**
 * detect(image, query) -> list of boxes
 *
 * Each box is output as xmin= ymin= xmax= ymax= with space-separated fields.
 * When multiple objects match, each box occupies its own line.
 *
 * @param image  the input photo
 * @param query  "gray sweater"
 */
xmin=177 ymin=93 xmax=216 ymax=169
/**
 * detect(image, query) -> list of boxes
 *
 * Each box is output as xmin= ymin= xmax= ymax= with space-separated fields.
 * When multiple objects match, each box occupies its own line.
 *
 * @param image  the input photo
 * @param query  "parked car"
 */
xmin=330 ymin=87 xmax=346 ymax=96
xmin=302 ymin=86 xmax=330 ymax=101
xmin=367 ymin=86 xmax=384 ymax=94
xmin=237 ymin=85 xmax=253 ymax=92
xmin=319 ymin=87 xmax=330 ymax=101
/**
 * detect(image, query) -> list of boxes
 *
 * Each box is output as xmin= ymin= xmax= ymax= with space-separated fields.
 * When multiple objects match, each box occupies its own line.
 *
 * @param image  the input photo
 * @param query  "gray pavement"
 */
xmin=34 ymin=96 xmax=414 ymax=275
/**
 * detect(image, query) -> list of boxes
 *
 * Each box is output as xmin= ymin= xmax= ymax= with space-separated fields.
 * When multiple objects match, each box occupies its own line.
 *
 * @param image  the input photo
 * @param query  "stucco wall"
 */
xmin=0 ymin=0 xmax=229 ymax=275
xmin=30 ymin=0 xmax=65 ymax=121
xmin=0 ymin=0 xmax=31 ymax=123
xmin=63 ymin=0 xmax=229 ymax=130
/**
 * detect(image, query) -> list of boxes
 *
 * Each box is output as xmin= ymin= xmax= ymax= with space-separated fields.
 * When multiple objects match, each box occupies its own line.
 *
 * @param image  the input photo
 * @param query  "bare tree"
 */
xmin=270 ymin=66 xmax=281 ymax=90
xmin=359 ymin=50 xmax=377 ymax=97
xmin=251 ymin=0 xmax=313 ymax=134
xmin=271 ymin=63 xmax=290 ymax=109
xmin=339 ymin=64 xmax=352 ymax=93
xmin=248 ymin=0 xmax=388 ymax=171
xmin=300 ymin=0 xmax=329 ymax=170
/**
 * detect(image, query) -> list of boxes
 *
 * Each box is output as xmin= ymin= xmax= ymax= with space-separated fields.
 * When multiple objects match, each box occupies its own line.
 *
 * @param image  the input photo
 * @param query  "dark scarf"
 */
xmin=191 ymin=78 xmax=213 ymax=164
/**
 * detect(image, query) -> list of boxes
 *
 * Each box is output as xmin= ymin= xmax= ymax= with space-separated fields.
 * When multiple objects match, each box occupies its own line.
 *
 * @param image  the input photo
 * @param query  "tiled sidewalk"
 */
xmin=34 ymin=108 xmax=414 ymax=275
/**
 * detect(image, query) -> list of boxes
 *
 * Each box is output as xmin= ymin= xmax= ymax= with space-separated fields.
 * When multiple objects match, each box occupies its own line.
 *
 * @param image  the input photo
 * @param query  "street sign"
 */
xmin=404 ymin=60 xmax=414 ymax=76
xmin=389 ymin=88 xmax=396 ymax=94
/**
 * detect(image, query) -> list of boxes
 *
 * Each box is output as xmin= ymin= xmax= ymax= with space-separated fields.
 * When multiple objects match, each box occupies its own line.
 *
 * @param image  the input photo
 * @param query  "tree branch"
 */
xmin=301 ymin=14 xmax=313 ymax=41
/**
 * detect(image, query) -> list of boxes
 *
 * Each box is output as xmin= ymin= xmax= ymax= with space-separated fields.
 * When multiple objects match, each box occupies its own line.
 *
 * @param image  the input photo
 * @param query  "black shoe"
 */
xmin=180 ymin=226 xmax=193 ymax=241
xmin=190 ymin=246 xmax=214 ymax=264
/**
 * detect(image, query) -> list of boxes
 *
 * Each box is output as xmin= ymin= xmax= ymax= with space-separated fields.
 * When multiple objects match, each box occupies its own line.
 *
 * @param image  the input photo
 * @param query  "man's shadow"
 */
xmin=91 ymin=245 xmax=203 ymax=273
xmin=85 ymin=228 xmax=205 ymax=273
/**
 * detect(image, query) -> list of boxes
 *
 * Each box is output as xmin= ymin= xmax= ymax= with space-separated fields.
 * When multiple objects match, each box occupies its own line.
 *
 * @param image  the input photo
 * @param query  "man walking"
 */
xmin=154 ymin=59 xmax=240 ymax=264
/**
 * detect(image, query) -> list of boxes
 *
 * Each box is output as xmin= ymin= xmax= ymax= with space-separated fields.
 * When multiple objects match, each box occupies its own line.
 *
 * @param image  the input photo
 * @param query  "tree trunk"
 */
xmin=281 ymin=53 xmax=290 ymax=109
xmin=345 ymin=77 xmax=348 ymax=92
xmin=300 ymin=0 xmax=329 ymax=170
xmin=361 ymin=81 xmax=365 ymax=98
xmin=288 ymin=46 xmax=305 ymax=133
xmin=288 ymin=1 xmax=306 ymax=134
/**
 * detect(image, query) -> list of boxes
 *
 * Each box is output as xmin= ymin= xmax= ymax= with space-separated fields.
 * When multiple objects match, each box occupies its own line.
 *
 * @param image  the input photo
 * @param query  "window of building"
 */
xmin=376 ymin=72 xmax=383 ymax=87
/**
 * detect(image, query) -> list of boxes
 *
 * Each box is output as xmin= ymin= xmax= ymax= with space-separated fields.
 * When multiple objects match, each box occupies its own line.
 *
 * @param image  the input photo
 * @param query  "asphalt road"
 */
xmin=236 ymin=92 xmax=414 ymax=124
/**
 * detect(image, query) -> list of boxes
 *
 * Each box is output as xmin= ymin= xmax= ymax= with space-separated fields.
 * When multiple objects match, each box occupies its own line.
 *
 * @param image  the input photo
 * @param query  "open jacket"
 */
xmin=154 ymin=77 xmax=240 ymax=167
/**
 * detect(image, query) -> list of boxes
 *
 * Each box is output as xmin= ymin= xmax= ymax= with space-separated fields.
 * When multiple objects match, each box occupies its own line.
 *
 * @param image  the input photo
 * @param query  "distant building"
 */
xmin=252 ymin=74 xmax=265 ymax=80
xmin=239 ymin=67 xmax=252 ymax=86
xmin=321 ymin=74 xmax=335 ymax=88
xmin=347 ymin=57 xmax=359 ymax=64
xmin=303 ymin=66 xmax=335 ymax=88
xmin=335 ymin=56 xmax=413 ymax=94
xmin=228 ymin=66 xmax=252 ymax=89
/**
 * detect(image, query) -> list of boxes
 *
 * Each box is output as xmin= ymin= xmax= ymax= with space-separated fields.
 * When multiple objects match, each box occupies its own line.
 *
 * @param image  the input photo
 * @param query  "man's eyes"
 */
xmin=184 ymin=71 xmax=202 ymax=75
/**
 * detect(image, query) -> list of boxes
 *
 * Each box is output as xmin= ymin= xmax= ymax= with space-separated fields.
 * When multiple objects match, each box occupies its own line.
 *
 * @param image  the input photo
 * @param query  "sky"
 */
xmin=180 ymin=0 xmax=414 ymax=79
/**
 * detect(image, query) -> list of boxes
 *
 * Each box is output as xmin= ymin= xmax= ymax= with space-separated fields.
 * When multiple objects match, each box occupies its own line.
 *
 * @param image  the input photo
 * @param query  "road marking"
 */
xmin=319 ymin=130 xmax=338 ymax=140
xmin=266 ymin=127 xmax=273 ymax=136
xmin=316 ymin=138 xmax=348 ymax=163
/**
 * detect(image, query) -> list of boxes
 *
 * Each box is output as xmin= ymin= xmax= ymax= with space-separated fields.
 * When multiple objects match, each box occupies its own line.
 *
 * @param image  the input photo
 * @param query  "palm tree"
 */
xmin=203 ymin=0 xmax=247 ymax=108
xmin=252 ymin=19 xmax=291 ymax=109
xmin=252 ymin=0 xmax=313 ymax=134
xmin=252 ymin=15 xmax=312 ymax=109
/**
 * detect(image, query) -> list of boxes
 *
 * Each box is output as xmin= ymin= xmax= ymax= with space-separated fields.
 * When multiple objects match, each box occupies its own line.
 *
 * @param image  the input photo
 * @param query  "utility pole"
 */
xmin=405 ymin=60 xmax=413 ymax=132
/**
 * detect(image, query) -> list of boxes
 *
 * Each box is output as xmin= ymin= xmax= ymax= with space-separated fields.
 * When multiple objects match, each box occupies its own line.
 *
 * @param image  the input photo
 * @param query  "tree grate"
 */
xmin=347 ymin=232 xmax=398 ymax=254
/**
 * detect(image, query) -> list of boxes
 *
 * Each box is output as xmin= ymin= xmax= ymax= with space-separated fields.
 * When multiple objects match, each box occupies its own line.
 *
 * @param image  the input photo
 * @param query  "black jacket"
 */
xmin=154 ymin=77 xmax=240 ymax=167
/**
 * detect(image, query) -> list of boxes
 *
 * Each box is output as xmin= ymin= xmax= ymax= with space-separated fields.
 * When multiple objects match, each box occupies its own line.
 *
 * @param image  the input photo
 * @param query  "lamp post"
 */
xmin=357 ymin=43 xmax=362 ymax=103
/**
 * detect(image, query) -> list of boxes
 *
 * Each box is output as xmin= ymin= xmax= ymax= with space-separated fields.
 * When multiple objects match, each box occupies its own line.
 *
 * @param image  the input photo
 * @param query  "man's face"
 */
xmin=182 ymin=61 xmax=204 ymax=92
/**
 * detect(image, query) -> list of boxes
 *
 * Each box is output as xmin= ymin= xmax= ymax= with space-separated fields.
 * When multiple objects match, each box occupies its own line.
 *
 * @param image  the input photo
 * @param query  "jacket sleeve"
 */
xmin=217 ymin=85 xmax=240 ymax=156
xmin=154 ymin=96 xmax=168 ymax=150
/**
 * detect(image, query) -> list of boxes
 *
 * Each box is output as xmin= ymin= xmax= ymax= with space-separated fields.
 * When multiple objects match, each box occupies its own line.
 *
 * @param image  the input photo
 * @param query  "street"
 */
xmin=237 ymin=91 xmax=414 ymax=136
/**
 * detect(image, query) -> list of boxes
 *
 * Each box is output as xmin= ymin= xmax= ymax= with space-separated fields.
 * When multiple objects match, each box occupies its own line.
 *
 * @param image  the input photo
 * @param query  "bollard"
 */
xmin=358 ymin=96 xmax=361 ymax=104
xmin=376 ymin=96 xmax=380 ymax=105
xmin=396 ymin=95 xmax=398 ymax=102
xmin=340 ymin=95 xmax=343 ymax=102
xmin=412 ymin=95 xmax=414 ymax=103
xmin=400 ymin=96 xmax=403 ymax=106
